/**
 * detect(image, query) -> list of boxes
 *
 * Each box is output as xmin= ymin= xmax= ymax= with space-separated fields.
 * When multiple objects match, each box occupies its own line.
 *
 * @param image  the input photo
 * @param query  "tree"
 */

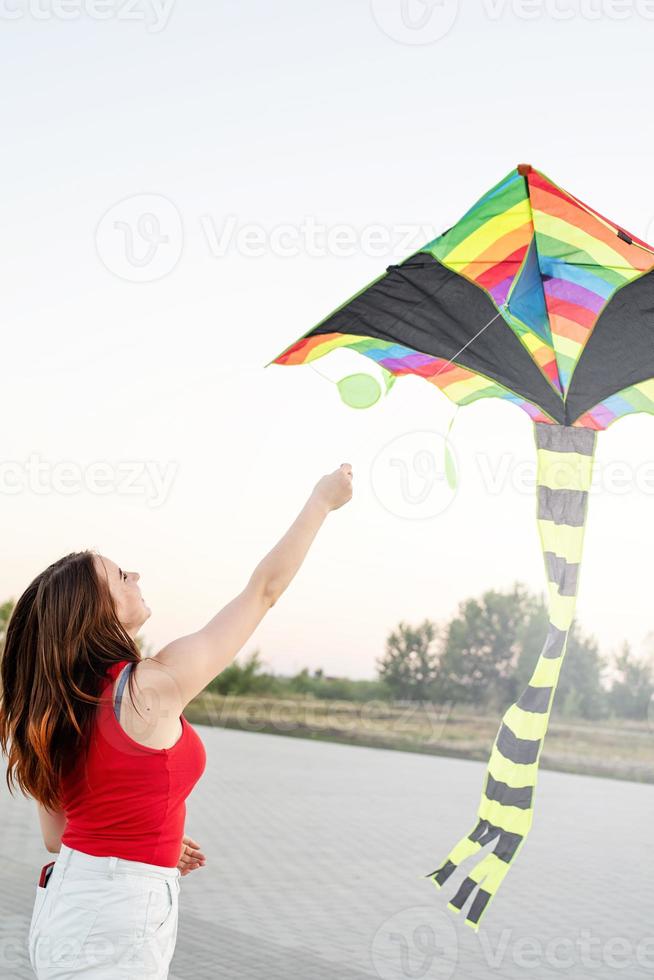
xmin=0 ymin=599 xmax=14 ymax=655
xmin=515 ymin=596 xmax=607 ymax=720
xmin=552 ymin=623 xmax=607 ymax=720
xmin=439 ymin=585 xmax=540 ymax=709
xmin=608 ymin=644 xmax=654 ymax=720
xmin=206 ymin=650 xmax=273 ymax=696
xmin=289 ymin=667 xmax=313 ymax=695
xmin=376 ymin=620 xmax=441 ymax=701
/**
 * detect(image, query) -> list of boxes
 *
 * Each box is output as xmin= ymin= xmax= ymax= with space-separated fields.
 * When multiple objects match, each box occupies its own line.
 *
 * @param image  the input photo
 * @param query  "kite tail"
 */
xmin=427 ymin=422 xmax=597 ymax=930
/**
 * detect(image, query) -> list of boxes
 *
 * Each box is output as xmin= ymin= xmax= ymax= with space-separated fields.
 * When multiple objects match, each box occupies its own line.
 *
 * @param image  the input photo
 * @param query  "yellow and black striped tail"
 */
xmin=427 ymin=422 xmax=597 ymax=930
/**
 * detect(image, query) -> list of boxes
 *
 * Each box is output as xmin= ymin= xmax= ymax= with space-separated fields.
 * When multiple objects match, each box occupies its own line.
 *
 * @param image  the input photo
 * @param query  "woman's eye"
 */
xmin=122 ymin=572 xmax=128 ymax=581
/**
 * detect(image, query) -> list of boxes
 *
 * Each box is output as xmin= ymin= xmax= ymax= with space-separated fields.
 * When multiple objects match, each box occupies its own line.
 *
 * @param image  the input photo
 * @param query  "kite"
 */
xmin=269 ymin=164 xmax=654 ymax=929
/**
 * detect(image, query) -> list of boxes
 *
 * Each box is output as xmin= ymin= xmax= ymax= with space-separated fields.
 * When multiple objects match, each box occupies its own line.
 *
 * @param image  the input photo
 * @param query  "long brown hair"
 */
xmin=0 ymin=550 xmax=142 ymax=810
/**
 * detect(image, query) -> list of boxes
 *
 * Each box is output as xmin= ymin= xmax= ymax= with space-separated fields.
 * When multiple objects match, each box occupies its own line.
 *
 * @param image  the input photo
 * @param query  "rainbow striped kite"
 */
xmin=271 ymin=164 xmax=654 ymax=929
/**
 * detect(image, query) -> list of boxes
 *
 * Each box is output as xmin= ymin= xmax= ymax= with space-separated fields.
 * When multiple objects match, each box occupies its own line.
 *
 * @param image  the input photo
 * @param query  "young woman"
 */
xmin=0 ymin=463 xmax=353 ymax=979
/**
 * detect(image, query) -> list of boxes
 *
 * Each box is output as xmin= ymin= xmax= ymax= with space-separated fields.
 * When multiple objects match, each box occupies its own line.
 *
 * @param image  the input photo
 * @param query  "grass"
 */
xmin=185 ymin=692 xmax=654 ymax=784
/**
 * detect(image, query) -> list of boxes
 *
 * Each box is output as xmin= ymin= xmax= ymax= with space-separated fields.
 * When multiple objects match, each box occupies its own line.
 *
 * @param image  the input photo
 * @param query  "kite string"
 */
xmin=432 ymin=308 xmax=505 ymax=379
xmin=309 ymin=308 xmax=505 ymax=387
xmin=308 ymin=362 xmax=334 ymax=385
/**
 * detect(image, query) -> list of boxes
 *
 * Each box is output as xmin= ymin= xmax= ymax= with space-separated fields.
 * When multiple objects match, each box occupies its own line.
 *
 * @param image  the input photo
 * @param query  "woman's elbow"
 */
xmin=249 ymin=572 xmax=281 ymax=609
xmin=264 ymin=584 xmax=280 ymax=607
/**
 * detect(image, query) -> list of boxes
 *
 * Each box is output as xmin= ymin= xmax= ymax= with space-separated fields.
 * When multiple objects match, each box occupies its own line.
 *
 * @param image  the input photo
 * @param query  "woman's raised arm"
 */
xmin=149 ymin=464 xmax=353 ymax=710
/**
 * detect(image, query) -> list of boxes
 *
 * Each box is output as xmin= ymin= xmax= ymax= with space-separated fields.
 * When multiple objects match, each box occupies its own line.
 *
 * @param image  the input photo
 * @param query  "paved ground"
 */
xmin=1 ymin=726 xmax=653 ymax=979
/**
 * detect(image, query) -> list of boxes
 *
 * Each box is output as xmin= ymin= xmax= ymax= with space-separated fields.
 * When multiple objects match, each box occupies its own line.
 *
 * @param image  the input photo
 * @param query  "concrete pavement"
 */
xmin=2 ymin=725 xmax=652 ymax=979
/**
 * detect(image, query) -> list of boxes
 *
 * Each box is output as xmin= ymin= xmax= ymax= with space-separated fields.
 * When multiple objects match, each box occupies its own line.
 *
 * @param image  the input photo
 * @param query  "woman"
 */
xmin=0 ymin=463 xmax=353 ymax=979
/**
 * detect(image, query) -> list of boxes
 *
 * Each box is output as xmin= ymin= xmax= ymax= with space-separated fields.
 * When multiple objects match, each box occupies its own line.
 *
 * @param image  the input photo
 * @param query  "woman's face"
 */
xmin=93 ymin=555 xmax=151 ymax=636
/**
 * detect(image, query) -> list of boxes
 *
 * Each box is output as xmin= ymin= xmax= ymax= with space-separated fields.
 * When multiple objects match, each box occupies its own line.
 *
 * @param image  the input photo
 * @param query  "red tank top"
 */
xmin=60 ymin=660 xmax=207 ymax=868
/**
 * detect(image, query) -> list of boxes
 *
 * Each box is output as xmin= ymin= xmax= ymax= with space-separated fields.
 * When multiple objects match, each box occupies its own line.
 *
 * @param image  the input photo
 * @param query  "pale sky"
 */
xmin=2 ymin=0 xmax=654 ymax=678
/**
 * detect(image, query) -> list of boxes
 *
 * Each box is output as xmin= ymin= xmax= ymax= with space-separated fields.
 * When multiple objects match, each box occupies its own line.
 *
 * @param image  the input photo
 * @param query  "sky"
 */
xmin=2 ymin=0 xmax=654 ymax=678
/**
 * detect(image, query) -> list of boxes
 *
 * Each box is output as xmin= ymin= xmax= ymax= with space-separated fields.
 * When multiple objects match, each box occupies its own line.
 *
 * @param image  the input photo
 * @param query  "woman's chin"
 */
xmin=132 ymin=606 xmax=152 ymax=632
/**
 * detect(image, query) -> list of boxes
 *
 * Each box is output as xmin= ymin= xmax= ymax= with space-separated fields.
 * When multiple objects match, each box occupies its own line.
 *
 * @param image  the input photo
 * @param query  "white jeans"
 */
xmin=28 ymin=843 xmax=181 ymax=979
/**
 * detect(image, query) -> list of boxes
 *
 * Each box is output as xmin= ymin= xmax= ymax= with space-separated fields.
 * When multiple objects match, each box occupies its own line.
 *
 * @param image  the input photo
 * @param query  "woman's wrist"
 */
xmin=308 ymin=487 xmax=332 ymax=519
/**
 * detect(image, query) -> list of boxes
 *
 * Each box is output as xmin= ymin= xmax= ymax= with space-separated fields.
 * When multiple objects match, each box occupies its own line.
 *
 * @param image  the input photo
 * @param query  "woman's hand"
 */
xmin=177 ymin=834 xmax=206 ymax=877
xmin=313 ymin=463 xmax=353 ymax=513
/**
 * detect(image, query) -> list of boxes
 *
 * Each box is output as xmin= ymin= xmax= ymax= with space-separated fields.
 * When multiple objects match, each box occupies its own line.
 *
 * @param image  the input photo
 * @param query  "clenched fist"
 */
xmin=313 ymin=463 xmax=353 ymax=512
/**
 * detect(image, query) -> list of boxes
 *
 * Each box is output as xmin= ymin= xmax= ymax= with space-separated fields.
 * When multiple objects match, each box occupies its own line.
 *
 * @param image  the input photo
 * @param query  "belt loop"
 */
xmin=107 ymin=856 xmax=119 ymax=879
xmin=58 ymin=845 xmax=72 ymax=870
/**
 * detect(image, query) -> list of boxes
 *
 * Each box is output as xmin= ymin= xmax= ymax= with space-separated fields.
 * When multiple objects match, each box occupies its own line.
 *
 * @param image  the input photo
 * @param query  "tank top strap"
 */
xmin=113 ymin=662 xmax=134 ymax=722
